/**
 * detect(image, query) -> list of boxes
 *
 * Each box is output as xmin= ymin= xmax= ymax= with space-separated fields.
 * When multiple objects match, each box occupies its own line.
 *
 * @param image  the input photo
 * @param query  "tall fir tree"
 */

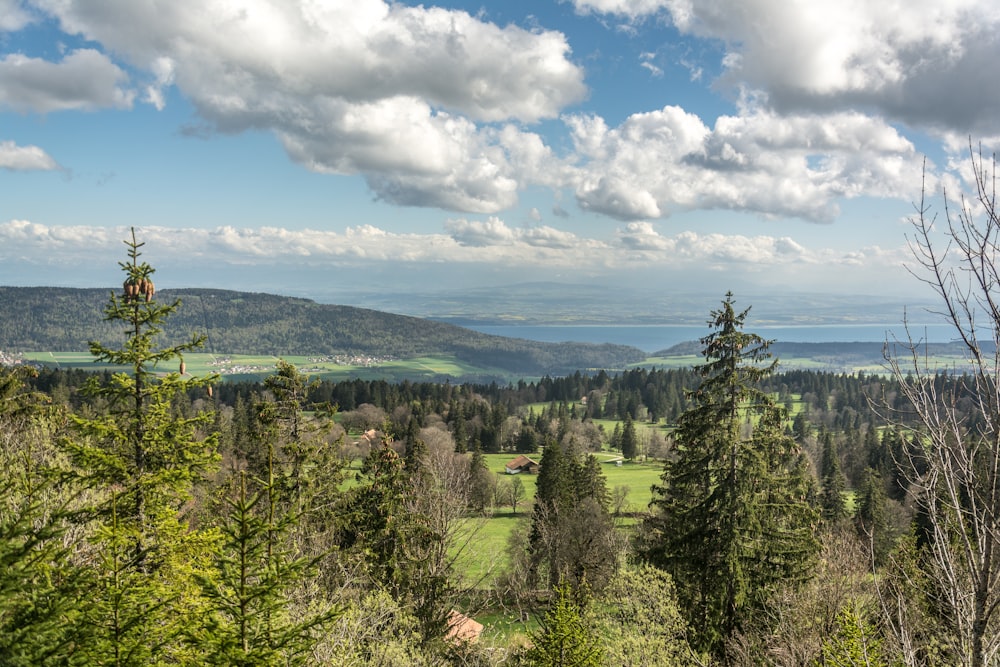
xmin=620 ymin=413 xmax=638 ymax=460
xmin=819 ymin=430 xmax=849 ymax=523
xmin=59 ymin=228 xmax=219 ymax=663
xmin=638 ymin=292 xmax=820 ymax=658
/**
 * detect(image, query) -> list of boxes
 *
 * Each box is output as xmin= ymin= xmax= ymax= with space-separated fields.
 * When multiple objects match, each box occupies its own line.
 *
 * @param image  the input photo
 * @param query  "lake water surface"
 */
xmin=467 ymin=323 xmax=961 ymax=354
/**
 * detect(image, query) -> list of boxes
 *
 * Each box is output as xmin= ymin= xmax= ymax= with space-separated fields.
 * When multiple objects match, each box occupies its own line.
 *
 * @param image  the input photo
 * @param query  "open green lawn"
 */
xmin=453 ymin=512 xmax=528 ymax=585
xmin=600 ymin=459 xmax=663 ymax=510
xmin=477 ymin=452 xmax=662 ymax=511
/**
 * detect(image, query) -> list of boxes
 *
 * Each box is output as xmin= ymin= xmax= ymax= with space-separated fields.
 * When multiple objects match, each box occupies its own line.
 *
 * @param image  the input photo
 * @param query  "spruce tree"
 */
xmin=515 ymin=421 xmax=539 ymax=453
xmin=639 ymin=292 xmax=820 ymax=657
xmin=820 ymin=606 xmax=889 ymax=667
xmin=467 ymin=445 xmax=494 ymax=514
xmin=819 ymin=431 xmax=849 ymax=522
xmin=609 ymin=422 xmax=622 ymax=451
xmin=620 ymin=413 xmax=638 ymax=460
xmin=524 ymin=583 xmax=604 ymax=667
xmin=530 ymin=441 xmax=617 ymax=591
xmin=254 ymin=360 xmax=343 ymax=550
xmin=60 ymin=228 xmax=219 ymax=663
xmin=336 ymin=441 xmax=452 ymax=644
xmin=192 ymin=361 xmax=342 ymax=663
xmin=65 ymin=229 xmax=218 ymax=559
xmin=855 ymin=467 xmax=893 ymax=566
xmin=0 ymin=478 xmax=87 ymax=665
xmin=191 ymin=471 xmax=339 ymax=665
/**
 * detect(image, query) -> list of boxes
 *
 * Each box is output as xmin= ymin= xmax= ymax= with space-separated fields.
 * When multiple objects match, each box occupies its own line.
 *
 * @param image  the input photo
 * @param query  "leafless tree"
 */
xmin=559 ymin=419 xmax=604 ymax=452
xmin=406 ymin=439 xmax=498 ymax=604
xmin=611 ymin=484 xmax=631 ymax=517
xmin=496 ymin=476 xmax=526 ymax=515
xmin=340 ymin=403 xmax=387 ymax=433
xmin=881 ymin=145 xmax=1000 ymax=667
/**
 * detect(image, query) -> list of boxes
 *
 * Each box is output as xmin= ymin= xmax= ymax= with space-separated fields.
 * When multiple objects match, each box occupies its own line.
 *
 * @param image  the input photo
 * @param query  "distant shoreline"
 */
xmin=462 ymin=323 xmax=959 ymax=354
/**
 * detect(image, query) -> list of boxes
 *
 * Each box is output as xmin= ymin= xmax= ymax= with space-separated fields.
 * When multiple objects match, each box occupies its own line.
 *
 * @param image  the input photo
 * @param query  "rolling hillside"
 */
xmin=0 ymin=286 xmax=646 ymax=376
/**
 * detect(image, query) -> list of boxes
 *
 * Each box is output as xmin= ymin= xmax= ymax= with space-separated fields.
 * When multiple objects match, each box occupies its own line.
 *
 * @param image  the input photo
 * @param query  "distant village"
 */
xmin=208 ymin=353 xmax=394 ymax=376
xmin=0 ymin=351 xmax=23 ymax=367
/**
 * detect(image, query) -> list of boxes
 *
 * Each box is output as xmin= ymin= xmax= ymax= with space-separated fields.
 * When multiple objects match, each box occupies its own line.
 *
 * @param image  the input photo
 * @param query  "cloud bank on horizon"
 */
xmin=2 ymin=0 xmax=998 ymax=307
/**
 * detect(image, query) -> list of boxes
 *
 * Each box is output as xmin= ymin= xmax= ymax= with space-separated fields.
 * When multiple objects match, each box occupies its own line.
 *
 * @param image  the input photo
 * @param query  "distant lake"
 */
xmin=466 ymin=323 xmax=961 ymax=354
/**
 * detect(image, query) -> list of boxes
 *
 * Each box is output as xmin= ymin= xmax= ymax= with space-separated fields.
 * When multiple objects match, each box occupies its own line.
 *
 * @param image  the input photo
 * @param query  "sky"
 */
xmin=2 ymin=0 xmax=1000 ymax=320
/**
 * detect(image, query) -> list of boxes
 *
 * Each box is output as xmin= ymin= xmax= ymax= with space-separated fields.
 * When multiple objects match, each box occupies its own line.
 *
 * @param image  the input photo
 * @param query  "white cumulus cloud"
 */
xmin=27 ymin=0 xmax=586 ymax=212
xmin=0 ymin=140 xmax=60 ymax=170
xmin=564 ymin=107 xmax=921 ymax=221
xmin=0 ymin=0 xmax=34 ymax=31
xmin=574 ymin=0 xmax=1000 ymax=135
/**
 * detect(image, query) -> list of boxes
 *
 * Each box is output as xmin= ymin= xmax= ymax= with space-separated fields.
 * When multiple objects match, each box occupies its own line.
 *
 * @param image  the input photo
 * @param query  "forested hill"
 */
xmin=0 ymin=286 xmax=645 ymax=375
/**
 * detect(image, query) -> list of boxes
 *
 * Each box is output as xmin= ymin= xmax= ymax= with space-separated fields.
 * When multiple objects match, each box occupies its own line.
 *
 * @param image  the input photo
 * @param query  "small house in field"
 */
xmin=445 ymin=610 xmax=484 ymax=644
xmin=504 ymin=455 xmax=539 ymax=475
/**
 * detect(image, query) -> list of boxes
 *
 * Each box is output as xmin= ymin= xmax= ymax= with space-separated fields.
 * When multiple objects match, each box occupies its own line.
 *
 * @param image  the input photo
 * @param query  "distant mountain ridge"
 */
xmin=0 ymin=286 xmax=646 ymax=375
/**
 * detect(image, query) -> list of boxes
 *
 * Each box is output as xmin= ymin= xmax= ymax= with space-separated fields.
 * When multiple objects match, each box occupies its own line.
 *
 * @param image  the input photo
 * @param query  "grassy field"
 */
xmin=445 ymin=451 xmax=664 ymax=645
xmin=336 ymin=450 xmax=658 ymax=588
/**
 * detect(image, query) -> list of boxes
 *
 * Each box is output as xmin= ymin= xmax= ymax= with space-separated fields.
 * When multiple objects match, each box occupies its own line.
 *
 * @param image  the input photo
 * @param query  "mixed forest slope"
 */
xmin=0 ymin=286 xmax=645 ymax=375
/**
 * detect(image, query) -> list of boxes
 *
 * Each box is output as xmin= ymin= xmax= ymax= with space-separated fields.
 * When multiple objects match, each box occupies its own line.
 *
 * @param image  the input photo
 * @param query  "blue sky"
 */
xmin=2 ymin=0 xmax=999 ymax=320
